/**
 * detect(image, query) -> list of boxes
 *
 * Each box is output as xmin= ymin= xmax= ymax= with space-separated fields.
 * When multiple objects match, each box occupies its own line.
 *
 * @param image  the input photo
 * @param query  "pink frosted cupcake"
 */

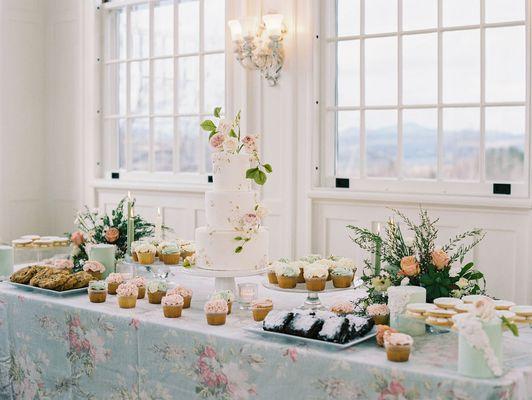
xmin=116 ymin=282 xmax=138 ymax=309
xmin=330 ymin=301 xmax=355 ymax=316
xmin=131 ymin=276 xmax=147 ymax=299
xmin=106 ymin=273 xmax=124 ymax=295
xmin=367 ymin=303 xmax=390 ymax=325
xmin=167 ymin=285 xmax=193 ymax=308
xmin=204 ymin=299 xmax=228 ymax=326
xmin=83 ymin=260 xmax=106 ymax=280
xmin=162 ymin=294 xmax=184 ymax=318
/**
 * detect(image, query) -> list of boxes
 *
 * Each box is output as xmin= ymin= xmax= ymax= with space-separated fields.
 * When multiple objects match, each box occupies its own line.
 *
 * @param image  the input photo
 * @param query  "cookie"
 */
xmin=461 ymin=295 xmax=489 ymax=304
xmin=426 ymin=316 xmax=454 ymax=327
xmin=434 ymin=297 xmax=463 ymax=309
xmin=454 ymin=303 xmax=475 ymax=313
xmin=29 ymin=267 xmax=65 ymax=286
xmin=496 ymin=310 xmax=516 ymax=320
xmin=493 ymin=300 xmax=516 ymax=310
xmin=58 ymin=275 xmax=78 ymax=291
xmin=10 ymin=266 xmax=43 ymax=284
xmin=509 ymin=305 xmax=532 ymax=318
xmin=39 ymin=273 xmax=70 ymax=290
xmin=71 ymin=271 xmax=93 ymax=289
xmin=425 ymin=308 xmax=456 ymax=318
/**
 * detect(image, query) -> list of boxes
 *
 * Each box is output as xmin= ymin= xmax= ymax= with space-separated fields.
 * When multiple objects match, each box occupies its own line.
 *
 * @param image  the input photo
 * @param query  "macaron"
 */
xmin=461 ymin=294 xmax=490 ymax=304
xmin=434 ymin=297 xmax=463 ymax=309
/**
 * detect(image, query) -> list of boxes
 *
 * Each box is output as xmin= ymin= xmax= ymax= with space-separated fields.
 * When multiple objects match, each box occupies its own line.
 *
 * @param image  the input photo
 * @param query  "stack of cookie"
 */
xmin=10 ymin=265 xmax=92 ymax=291
xmin=405 ymin=303 xmax=437 ymax=320
xmin=509 ymin=306 xmax=532 ymax=325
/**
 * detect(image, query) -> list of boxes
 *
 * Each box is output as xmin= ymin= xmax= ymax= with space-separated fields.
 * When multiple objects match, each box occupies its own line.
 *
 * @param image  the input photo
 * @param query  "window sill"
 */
xmin=308 ymin=188 xmax=532 ymax=210
xmin=91 ymin=179 xmax=211 ymax=194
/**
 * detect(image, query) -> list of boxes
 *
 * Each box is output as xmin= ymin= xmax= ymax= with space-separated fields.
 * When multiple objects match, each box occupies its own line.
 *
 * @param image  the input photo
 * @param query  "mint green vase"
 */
xmin=89 ymin=244 xmax=116 ymax=279
xmin=458 ymin=319 xmax=502 ymax=378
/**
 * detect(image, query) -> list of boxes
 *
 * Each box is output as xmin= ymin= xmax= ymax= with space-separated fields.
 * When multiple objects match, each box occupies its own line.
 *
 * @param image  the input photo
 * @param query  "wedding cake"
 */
xmin=195 ymin=109 xmax=271 ymax=271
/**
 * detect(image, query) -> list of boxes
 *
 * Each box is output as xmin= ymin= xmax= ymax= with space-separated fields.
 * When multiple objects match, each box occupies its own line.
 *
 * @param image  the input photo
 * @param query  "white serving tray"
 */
xmin=244 ymin=325 xmax=376 ymax=350
xmin=5 ymin=281 xmax=87 ymax=297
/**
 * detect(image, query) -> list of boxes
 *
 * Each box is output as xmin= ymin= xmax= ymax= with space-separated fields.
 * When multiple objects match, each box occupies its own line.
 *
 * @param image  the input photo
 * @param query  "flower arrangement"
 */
xmin=200 ymin=107 xmax=272 ymax=185
xmin=230 ymin=203 xmax=268 ymax=253
xmin=69 ymin=197 xmax=157 ymax=270
xmin=348 ymin=208 xmax=486 ymax=304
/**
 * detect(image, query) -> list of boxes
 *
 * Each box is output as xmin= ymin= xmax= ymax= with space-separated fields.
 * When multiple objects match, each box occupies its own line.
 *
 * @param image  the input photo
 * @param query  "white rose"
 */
xmin=451 ymin=289 xmax=463 ymax=298
xmin=456 ymin=277 xmax=469 ymax=289
xmin=405 ymin=237 xmax=415 ymax=247
xmin=217 ymin=118 xmax=232 ymax=136
xmin=222 ymin=137 xmax=239 ymax=153
xmin=400 ymin=277 xmax=410 ymax=286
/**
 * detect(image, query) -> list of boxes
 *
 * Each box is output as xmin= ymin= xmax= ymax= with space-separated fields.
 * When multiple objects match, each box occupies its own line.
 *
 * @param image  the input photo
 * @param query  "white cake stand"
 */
xmin=181 ymin=266 xmax=267 ymax=294
xmin=262 ymin=279 xmax=364 ymax=310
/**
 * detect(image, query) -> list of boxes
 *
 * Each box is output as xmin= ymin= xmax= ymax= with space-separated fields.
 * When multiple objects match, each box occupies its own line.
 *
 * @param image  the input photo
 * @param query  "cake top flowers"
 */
xmin=106 ymin=273 xmax=124 ymax=284
xmin=82 ymin=260 xmax=105 ymax=273
xmin=147 ymin=279 xmax=168 ymax=293
xmin=168 ymin=285 xmax=193 ymax=298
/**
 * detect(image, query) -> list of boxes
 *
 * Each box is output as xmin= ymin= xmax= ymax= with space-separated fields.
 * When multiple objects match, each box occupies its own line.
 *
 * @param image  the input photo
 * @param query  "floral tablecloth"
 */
xmin=0 ymin=271 xmax=531 ymax=400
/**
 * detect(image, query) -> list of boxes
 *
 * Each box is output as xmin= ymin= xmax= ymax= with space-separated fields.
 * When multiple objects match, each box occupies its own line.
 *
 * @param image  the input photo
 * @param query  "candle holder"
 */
xmin=238 ymin=283 xmax=258 ymax=310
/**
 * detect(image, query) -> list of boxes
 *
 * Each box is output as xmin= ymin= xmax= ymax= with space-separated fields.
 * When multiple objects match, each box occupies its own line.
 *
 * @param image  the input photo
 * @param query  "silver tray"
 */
xmin=5 ymin=281 xmax=87 ymax=296
xmin=244 ymin=325 xmax=377 ymax=350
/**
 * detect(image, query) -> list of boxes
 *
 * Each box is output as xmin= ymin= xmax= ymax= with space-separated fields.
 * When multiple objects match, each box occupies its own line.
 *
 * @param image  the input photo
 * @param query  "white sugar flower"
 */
xmin=223 ymin=137 xmax=239 ymax=153
xmin=217 ymin=118 xmax=232 ymax=136
xmin=456 ymin=277 xmax=469 ymax=289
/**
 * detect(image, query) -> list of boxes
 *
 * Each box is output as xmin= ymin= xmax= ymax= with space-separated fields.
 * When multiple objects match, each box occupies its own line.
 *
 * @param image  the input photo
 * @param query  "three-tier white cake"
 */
xmin=195 ymin=152 xmax=269 ymax=271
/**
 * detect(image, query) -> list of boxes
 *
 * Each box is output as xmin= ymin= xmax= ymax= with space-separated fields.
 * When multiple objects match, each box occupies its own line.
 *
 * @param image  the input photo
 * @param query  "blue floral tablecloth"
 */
xmin=0 ymin=271 xmax=531 ymax=400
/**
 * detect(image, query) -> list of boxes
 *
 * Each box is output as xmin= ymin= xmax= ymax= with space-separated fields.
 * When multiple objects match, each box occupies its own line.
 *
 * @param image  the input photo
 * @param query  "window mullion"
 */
xmin=480 ymin=0 xmax=486 ymax=184
xmin=126 ymin=5 xmax=132 ymax=172
xmin=149 ymin=1 xmax=154 ymax=173
xmin=360 ymin=0 xmax=366 ymax=179
xmin=199 ymin=0 xmax=206 ymax=175
xmin=174 ymin=0 xmax=180 ymax=174
xmin=437 ymin=0 xmax=443 ymax=181
xmin=397 ymin=0 xmax=403 ymax=180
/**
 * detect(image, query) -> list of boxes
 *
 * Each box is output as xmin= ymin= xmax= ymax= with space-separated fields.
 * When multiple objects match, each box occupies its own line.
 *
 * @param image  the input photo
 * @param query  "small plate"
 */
xmin=509 ymin=305 xmax=532 ymax=317
xmin=5 ymin=282 xmax=87 ymax=297
xmin=244 ymin=325 xmax=376 ymax=350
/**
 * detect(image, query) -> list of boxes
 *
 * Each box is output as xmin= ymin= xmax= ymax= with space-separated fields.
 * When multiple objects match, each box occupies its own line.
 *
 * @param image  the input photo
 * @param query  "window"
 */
xmin=102 ymin=0 xmax=225 ymax=181
xmin=321 ymin=0 xmax=529 ymax=197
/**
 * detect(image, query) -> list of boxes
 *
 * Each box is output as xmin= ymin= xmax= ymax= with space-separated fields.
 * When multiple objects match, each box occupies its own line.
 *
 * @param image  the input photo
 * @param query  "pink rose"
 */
xmin=83 ymin=260 xmax=106 ymax=273
xmin=431 ymin=249 xmax=450 ymax=270
xmin=71 ymin=231 xmax=84 ymax=246
xmin=104 ymin=227 xmax=120 ymax=243
xmin=400 ymin=256 xmax=420 ymax=277
xmin=242 ymin=135 xmax=257 ymax=152
xmin=209 ymin=133 xmax=225 ymax=150
xmin=242 ymin=212 xmax=260 ymax=229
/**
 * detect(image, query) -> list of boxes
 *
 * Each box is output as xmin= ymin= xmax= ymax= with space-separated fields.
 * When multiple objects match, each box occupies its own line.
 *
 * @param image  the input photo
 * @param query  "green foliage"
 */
xmin=200 ymin=119 xmax=216 ymax=132
xmin=501 ymin=316 xmax=519 ymax=337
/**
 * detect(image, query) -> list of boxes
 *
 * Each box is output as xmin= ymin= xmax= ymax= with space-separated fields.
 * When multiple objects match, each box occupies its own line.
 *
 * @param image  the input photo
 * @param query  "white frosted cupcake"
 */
xmin=303 ymin=264 xmax=328 ymax=291
xmin=136 ymin=243 xmax=157 ymax=265
xmin=274 ymin=262 xmax=300 ymax=289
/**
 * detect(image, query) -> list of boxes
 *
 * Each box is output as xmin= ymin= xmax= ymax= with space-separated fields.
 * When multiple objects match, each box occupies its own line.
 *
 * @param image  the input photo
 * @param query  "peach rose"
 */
xmin=400 ymin=255 xmax=420 ymax=277
xmin=70 ymin=231 xmax=84 ymax=246
xmin=431 ymin=249 xmax=450 ymax=270
xmin=105 ymin=227 xmax=120 ymax=243
xmin=376 ymin=325 xmax=398 ymax=347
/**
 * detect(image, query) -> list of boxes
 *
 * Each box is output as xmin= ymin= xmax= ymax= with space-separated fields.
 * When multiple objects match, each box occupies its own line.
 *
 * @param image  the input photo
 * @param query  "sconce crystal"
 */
xmin=228 ymin=14 xmax=287 ymax=86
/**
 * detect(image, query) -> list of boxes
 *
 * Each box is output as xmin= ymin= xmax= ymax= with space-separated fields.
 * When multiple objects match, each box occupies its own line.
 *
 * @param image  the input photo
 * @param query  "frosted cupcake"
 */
xmin=251 ymin=298 xmax=273 ymax=321
xmin=304 ymin=264 xmax=328 ymax=291
xmin=204 ymin=299 xmax=228 ymax=326
xmin=147 ymin=279 xmax=168 ymax=304
xmin=211 ymin=290 xmax=235 ymax=315
xmin=330 ymin=266 xmax=353 ymax=288
xmin=384 ymin=332 xmax=413 ymax=362
xmin=136 ymin=243 xmax=157 ymax=265
xmin=337 ymin=257 xmax=357 ymax=281
xmin=161 ymin=245 xmax=181 ymax=265
xmin=106 ymin=273 xmax=124 ymax=294
xmin=168 ymin=285 xmax=193 ymax=308
xmin=330 ymin=301 xmax=355 ymax=316
xmin=274 ymin=262 xmax=300 ymax=289
xmin=131 ymin=276 xmax=147 ymax=299
xmin=180 ymin=242 xmax=195 ymax=259
xmin=130 ymin=240 xmax=144 ymax=262
xmin=316 ymin=258 xmax=336 ymax=281
xmin=367 ymin=303 xmax=390 ymax=325
xmin=266 ymin=263 xmax=278 ymax=284
xmin=162 ymin=294 xmax=184 ymax=318
xmin=290 ymin=260 xmax=309 ymax=284
xmin=116 ymin=282 xmax=138 ymax=309
xmin=51 ymin=259 xmax=74 ymax=271
xmin=299 ymin=254 xmax=322 ymax=263
xmin=82 ymin=260 xmax=106 ymax=280
xmin=88 ymin=280 xmax=107 ymax=303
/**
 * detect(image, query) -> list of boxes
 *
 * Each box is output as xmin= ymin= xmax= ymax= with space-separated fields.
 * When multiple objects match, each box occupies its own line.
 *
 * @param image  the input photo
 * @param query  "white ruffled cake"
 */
xmin=195 ymin=152 xmax=269 ymax=271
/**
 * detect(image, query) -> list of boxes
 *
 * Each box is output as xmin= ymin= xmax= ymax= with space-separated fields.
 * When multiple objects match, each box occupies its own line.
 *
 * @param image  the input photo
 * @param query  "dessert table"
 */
xmin=0 ymin=270 xmax=531 ymax=400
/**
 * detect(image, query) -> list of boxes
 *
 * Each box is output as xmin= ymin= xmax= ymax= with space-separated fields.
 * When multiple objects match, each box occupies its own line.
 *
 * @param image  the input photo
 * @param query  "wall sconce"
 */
xmin=228 ymin=14 xmax=287 ymax=86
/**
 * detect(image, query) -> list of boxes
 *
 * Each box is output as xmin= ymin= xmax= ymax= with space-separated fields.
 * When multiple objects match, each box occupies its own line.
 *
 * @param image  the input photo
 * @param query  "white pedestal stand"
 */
xmin=181 ymin=266 xmax=267 ymax=295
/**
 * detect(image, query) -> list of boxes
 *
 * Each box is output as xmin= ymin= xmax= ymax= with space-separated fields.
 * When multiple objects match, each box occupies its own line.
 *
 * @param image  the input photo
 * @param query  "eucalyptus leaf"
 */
xmin=263 ymin=163 xmax=273 ymax=173
xmin=214 ymin=107 xmax=221 ymax=118
xmin=200 ymin=120 xmax=216 ymax=132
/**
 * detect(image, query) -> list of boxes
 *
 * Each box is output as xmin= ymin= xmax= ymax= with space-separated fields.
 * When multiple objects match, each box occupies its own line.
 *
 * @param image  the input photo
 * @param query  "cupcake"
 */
xmin=147 ymin=279 xmax=168 ymax=304
xmin=211 ymin=290 xmax=235 ymax=314
xmin=136 ymin=243 xmax=157 ymax=265
xmin=130 ymin=240 xmax=144 ymax=262
xmin=82 ymin=260 xmax=106 ymax=280
xmin=299 ymin=254 xmax=322 ymax=263
xmin=330 ymin=301 xmax=355 ymax=315
xmin=161 ymin=245 xmax=181 ymax=265
xmin=88 ymin=280 xmax=107 ymax=303
xmin=336 ymin=257 xmax=357 ymax=281
xmin=168 ymin=285 xmax=193 ymax=308
xmin=303 ymin=264 xmax=328 ymax=291
xmin=274 ymin=262 xmax=300 ymax=289
xmin=316 ymin=258 xmax=336 ymax=281
xmin=266 ymin=263 xmax=278 ymax=284
xmin=106 ymin=273 xmax=124 ymax=294
xmin=131 ymin=276 xmax=147 ymax=299
xmin=51 ymin=259 xmax=74 ymax=271
xmin=251 ymin=298 xmax=273 ymax=321
xmin=180 ymin=242 xmax=195 ymax=259
xmin=375 ymin=325 xmax=398 ymax=347
xmin=330 ymin=266 xmax=353 ymax=288
xmin=162 ymin=294 xmax=184 ymax=318
xmin=366 ymin=303 xmax=390 ymax=325
xmin=384 ymin=332 xmax=413 ymax=362
xmin=116 ymin=282 xmax=138 ymax=309
xmin=204 ymin=299 xmax=228 ymax=326
xmin=290 ymin=260 xmax=309 ymax=284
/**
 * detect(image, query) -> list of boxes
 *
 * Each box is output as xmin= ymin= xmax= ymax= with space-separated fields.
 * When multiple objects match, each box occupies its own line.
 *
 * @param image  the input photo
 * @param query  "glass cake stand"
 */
xmin=262 ymin=279 xmax=364 ymax=310
xmin=181 ymin=265 xmax=268 ymax=294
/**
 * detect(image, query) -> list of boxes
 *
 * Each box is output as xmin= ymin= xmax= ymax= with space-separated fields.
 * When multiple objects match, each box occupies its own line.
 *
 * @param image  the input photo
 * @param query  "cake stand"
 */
xmin=263 ymin=278 xmax=364 ymax=310
xmin=181 ymin=266 xmax=267 ymax=294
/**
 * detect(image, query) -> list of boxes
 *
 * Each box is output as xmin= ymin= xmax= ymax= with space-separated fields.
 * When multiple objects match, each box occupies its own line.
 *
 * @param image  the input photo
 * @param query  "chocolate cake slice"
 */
xmin=285 ymin=311 xmax=324 ymax=338
xmin=343 ymin=315 xmax=374 ymax=341
xmin=317 ymin=316 xmax=350 ymax=343
xmin=263 ymin=310 xmax=294 ymax=333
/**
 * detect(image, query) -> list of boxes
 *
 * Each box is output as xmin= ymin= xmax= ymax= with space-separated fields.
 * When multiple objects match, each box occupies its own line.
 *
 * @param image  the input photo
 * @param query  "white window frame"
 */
xmin=101 ymin=0 xmax=227 ymax=184
xmin=318 ymin=0 xmax=531 ymax=199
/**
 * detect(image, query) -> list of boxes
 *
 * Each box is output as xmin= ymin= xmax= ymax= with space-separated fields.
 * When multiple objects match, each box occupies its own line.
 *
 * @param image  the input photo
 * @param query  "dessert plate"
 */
xmin=244 ymin=325 xmax=376 ymax=350
xmin=5 ymin=281 xmax=87 ymax=297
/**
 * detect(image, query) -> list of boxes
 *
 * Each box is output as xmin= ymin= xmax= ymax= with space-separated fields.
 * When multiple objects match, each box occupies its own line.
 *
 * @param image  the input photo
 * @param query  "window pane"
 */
xmin=485 ymin=26 xmax=526 ymax=102
xmin=337 ymin=40 xmax=360 ymax=106
xmin=442 ymin=0 xmax=479 ymax=27
xmin=365 ymin=37 xmax=397 ymax=106
xmin=336 ymin=111 xmax=360 ymax=176
xmin=403 ymin=109 xmax=437 ymax=179
xmin=154 ymin=118 xmax=174 ymax=172
xmin=177 ymin=56 xmax=199 ymax=113
xmin=442 ymin=108 xmax=480 ymax=180
xmin=109 ymin=8 xmax=126 ymax=60
xmin=366 ymin=110 xmax=397 ymax=177
xmin=204 ymin=0 xmax=225 ymax=51
xmin=365 ymin=0 xmax=397 ymax=34
xmin=178 ymin=116 xmax=199 ymax=172
xmin=337 ymin=0 xmax=360 ymax=36
xmin=403 ymin=0 xmax=437 ymax=31
xmin=178 ymin=0 xmax=199 ymax=54
xmin=131 ymin=4 xmax=149 ymax=58
xmin=153 ymin=59 xmax=173 ymax=114
xmin=105 ymin=63 xmax=126 ymax=115
xmin=130 ymin=61 xmax=149 ymax=115
xmin=403 ymin=33 xmax=437 ymax=105
xmin=485 ymin=107 xmax=525 ymax=182
xmin=443 ymin=30 xmax=480 ymax=103
xmin=485 ymin=0 xmax=525 ymax=23
xmin=204 ymin=53 xmax=225 ymax=113
xmin=154 ymin=0 xmax=174 ymax=57
xmin=205 ymin=140 xmax=213 ymax=173
xmin=131 ymin=118 xmax=149 ymax=171
xmin=118 ymin=119 xmax=126 ymax=169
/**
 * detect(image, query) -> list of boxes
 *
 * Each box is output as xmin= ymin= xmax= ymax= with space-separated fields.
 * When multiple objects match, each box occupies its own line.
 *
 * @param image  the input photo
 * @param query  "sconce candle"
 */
xmin=228 ymin=19 xmax=242 ymax=42
xmin=241 ymin=16 xmax=259 ymax=39
xmin=263 ymin=14 xmax=283 ymax=38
